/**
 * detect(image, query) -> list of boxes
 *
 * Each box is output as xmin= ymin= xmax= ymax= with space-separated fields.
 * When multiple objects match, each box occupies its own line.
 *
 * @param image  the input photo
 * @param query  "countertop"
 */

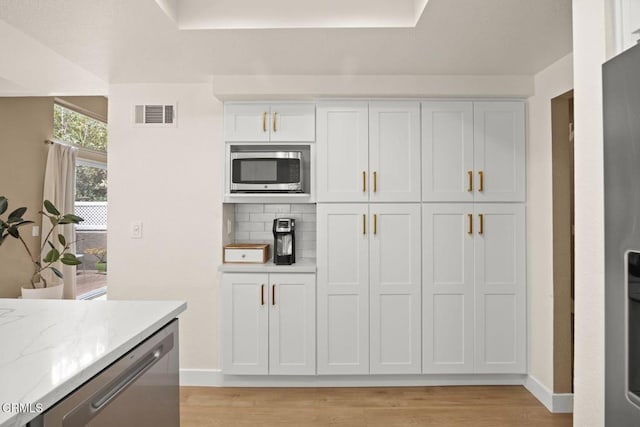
xmin=218 ymin=257 xmax=316 ymax=273
xmin=0 ymin=299 xmax=186 ymax=427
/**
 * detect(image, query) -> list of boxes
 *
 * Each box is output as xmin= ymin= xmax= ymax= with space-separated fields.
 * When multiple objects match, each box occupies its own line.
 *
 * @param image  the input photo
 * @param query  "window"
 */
xmin=53 ymin=102 xmax=108 ymax=300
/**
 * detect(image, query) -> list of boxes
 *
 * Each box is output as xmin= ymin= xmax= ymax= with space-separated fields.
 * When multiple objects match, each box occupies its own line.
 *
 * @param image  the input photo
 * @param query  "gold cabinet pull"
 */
xmin=467 ymin=214 xmax=473 ymax=235
xmin=373 ymin=171 xmax=377 ymax=193
xmin=467 ymin=171 xmax=473 ymax=192
xmin=272 ymin=112 xmax=277 ymax=132
xmin=363 ymin=214 xmax=366 ymax=235
xmin=373 ymin=214 xmax=377 ymax=235
xmin=479 ymin=214 xmax=484 ymax=235
xmin=363 ymin=171 xmax=366 ymax=192
xmin=262 ymin=111 xmax=267 ymax=132
xmin=260 ymin=284 xmax=265 ymax=305
xmin=479 ymin=171 xmax=484 ymax=192
xmin=272 ymin=284 xmax=276 ymax=305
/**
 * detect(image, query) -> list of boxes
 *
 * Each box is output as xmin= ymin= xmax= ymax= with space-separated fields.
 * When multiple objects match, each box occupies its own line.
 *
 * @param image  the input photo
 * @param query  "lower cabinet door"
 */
xmin=222 ymin=273 xmax=269 ymax=375
xmin=369 ymin=204 xmax=422 ymax=374
xmin=269 ymin=273 xmax=316 ymax=375
xmin=474 ymin=204 xmax=526 ymax=373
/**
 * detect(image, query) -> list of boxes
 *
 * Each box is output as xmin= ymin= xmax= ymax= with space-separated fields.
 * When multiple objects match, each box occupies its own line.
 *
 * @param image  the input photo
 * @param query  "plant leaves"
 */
xmin=0 ymin=233 xmax=5 ymax=246
xmin=43 ymin=200 xmax=60 ymax=216
xmin=51 ymin=267 xmax=63 ymax=279
xmin=63 ymin=214 xmax=84 ymax=224
xmin=7 ymin=226 xmax=19 ymax=238
xmin=58 ymin=218 xmax=71 ymax=225
xmin=61 ymin=253 xmax=82 ymax=266
xmin=0 ymin=197 xmax=8 ymax=215
xmin=58 ymin=234 xmax=66 ymax=247
xmin=43 ymin=248 xmax=60 ymax=263
xmin=14 ymin=220 xmax=34 ymax=228
xmin=48 ymin=241 xmax=55 ymax=250
xmin=7 ymin=207 xmax=27 ymax=223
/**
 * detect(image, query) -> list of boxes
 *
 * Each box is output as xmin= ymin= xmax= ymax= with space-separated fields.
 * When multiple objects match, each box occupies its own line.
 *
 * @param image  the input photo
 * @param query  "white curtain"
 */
xmin=41 ymin=143 xmax=78 ymax=299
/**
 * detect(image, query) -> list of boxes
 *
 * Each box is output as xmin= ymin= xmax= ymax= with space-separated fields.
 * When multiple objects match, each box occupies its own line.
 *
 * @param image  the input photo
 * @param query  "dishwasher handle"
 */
xmin=63 ymin=332 xmax=175 ymax=426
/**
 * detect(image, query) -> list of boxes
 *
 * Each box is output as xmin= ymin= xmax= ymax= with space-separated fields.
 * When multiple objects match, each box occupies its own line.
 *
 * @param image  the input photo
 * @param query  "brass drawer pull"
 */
xmin=260 ymin=284 xmax=265 ymax=305
xmin=373 ymin=171 xmax=377 ymax=193
xmin=479 ymin=214 xmax=484 ymax=235
xmin=479 ymin=171 xmax=484 ymax=192
xmin=272 ymin=284 xmax=276 ymax=305
xmin=467 ymin=214 xmax=473 ymax=235
xmin=468 ymin=171 xmax=473 ymax=192
xmin=363 ymin=214 xmax=366 ymax=235
xmin=262 ymin=111 xmax=267 ymax=132
xmin=363 ymin=171 xmax=366 ymax=192
xmin=272 ymin=112 xmax=277 ymax=132
xmin=373 ymin=214 xmax=377 ymax=235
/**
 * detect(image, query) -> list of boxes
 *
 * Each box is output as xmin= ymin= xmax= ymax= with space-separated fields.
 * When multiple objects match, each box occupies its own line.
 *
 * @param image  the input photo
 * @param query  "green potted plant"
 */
xmin=0 ymin=196 xmax=84 ymax=298
xmin=85 ymin=247 xmax=107 ymax=273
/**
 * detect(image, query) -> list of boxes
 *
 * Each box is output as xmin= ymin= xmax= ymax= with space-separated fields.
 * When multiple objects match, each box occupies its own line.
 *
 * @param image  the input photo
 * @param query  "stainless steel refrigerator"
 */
xmin=604 ymin=41 xmax=640 ymax=425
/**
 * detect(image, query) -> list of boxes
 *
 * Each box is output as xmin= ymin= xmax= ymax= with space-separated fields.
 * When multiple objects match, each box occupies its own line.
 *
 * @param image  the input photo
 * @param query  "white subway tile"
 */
xmin=234 ymin=232 xmax=250 ymax=242
xmin=300 ymin=231 xmax=317 ymax=241
xmin=302 ymin=213 xmax=316 ymax=222
xmin=298 ymin=221 xmax=316 ymax=231
xmin=290 ymin=204 xmax=316 ymax=214
xmin=249 ymin=231 xmax=274 ymax=242
xmin=236 ymin=204 xmax=264 ymax=213
xmin=235 ymin=213 xmax=250 ymax=221
xmin=237 ymin=222 xmax=264 ymax=232
xmin=264 ymin=204 xmax=291 ymax=213
xmin=250 ymin=213 xmax=278 ymax=223
xmin=301 ymin=249 xmax=317 ymax=259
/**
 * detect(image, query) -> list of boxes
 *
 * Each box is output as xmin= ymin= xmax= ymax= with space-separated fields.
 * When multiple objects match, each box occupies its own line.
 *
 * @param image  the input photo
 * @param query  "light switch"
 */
xmin=131 ymin=221 xmax=142 ymax=239
xmin=32 ymin=225 xmax=39 ymax=237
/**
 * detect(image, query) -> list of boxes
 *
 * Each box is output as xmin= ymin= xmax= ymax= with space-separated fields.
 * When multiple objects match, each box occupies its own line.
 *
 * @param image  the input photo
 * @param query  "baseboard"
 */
xmin=180 ymin=369 xmax=526 ymax=387
xmin=524 ymin=375 xmax=574 ymax=413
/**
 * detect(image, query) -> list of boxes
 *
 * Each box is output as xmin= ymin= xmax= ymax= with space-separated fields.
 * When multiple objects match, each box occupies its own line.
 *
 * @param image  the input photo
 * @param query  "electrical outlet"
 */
xmin=131 ymin=221 xmax=142 ymax=239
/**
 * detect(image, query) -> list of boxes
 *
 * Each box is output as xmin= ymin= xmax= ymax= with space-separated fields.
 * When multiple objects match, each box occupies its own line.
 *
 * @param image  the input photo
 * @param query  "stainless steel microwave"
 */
xmin=230 ymin=151 xmax=303 ymax=192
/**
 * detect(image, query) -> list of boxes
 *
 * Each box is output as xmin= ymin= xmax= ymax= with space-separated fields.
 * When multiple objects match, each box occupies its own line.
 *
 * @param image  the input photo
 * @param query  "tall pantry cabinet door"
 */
xmin=422 ymin=204 xmax=475 ymax=373
xmin=224 ymin=104 xmax=271 ymax=142
xmin=474 ymin=204 xmax=526 ymax=373
xmin=317 ymin=102 xmax=369 ymax=202
xmin=369 ymin=204 xmax=422 ymax=374
xmin=269 ymin=273 xmax=316 ymax=375
xmin=473 ymin=102 xmax=526 ymax=202
xmin=221 ymin=273 xmax=269 ymax=375
xmin=317 ymin=204 xmax=370 ymax=374
xmin=421 ymin=102 xmax=474 ymax=202
xmin=369 ymin=102 xmax=422 ymax=202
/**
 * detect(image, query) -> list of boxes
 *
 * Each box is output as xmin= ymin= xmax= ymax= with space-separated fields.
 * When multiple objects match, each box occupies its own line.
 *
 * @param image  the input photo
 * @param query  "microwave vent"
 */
xmin=134 ymin=104 xmax=176 ymax=126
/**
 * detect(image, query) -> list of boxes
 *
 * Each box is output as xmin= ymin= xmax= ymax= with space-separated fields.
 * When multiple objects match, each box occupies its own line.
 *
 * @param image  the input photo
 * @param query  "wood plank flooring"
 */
xmin=180 ymin=386 xmax=572 ymax=426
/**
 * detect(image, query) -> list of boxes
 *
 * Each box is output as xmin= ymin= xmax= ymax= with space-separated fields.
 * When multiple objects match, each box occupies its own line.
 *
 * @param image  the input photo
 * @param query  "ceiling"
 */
xmin=0 ymin=0 xmax=572 ymax=95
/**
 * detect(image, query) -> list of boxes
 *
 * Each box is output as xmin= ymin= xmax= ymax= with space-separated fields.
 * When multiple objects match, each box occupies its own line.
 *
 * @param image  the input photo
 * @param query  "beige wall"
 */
xmin=526 ymin=54 xmax=574 ymax=393
xmin=57 ymin=96 xmax=108 ymax=122
xmin=0 ymin=96 xmax=109 ymax=298
xmin=0 ymin=97 xmax=53 ymax=297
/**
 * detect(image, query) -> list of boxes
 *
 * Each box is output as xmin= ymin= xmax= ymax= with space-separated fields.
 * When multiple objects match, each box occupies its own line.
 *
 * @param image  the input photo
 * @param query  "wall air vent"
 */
xmin=134 ymin=104 xmax=176 ymax=127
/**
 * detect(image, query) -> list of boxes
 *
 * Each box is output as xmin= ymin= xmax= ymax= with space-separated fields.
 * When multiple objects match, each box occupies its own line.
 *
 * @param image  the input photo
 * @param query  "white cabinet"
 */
xmin=422 ymin=203 xmax=526 ymax=374
xmin=222 ymin=272 xmax=315 ymax=375
xmin=421 ymin=101 xmax=525 ymax=202
xmin=317 ymin=203 xmax=421 ymax=375
xmin=224 ymin=103 xmax=315 ymax=142
xmin=317 ymin=102 xmax=421 ymax=203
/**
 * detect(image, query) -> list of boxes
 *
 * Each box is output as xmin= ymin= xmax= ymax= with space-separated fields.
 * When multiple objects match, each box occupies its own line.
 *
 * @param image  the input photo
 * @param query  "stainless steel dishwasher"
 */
xmin=30 ymin=319 xmax=179 ymax=427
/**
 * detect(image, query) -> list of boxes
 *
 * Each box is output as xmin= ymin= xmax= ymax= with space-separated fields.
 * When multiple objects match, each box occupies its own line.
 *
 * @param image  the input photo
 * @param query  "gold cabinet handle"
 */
xmin=262 ymin=111 xmax=267 ymax=132
xmin=479 ymin=171 xmax=484 ymax=192
xmin=272 ymin=284 xmax=276 ymax=305
xmin=272 ymin=112 xmax=277 ymax=133
xmin=479 ymin=214 xmax=484 ymax=235
xmin=261 ymin=284 xmax=265 ymax=305
xmin=373 ymin=214 xmax=377 ymax=235
xmin=467 ymin=214 xmax=473 ymax=235
xmin=363 ymin=171 xmax=366 ymax=192
xmin=467 ymin=171 xmax=473 ymax=192
xmin=363 ymin=214 xmax=366 ymax=235
xmin=373 ymin=171 xmax=377 ymax=193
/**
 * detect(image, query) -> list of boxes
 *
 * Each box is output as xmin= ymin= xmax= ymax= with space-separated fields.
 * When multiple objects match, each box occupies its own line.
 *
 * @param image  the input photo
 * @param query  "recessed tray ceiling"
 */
xmin=156 ymin=0 xmax=429 ymax=29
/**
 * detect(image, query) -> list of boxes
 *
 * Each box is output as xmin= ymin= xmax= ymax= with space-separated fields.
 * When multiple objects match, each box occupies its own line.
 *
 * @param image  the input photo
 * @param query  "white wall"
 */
xmin=572 ymin=0 xmax=613 ymax=425
xmin=107 ymin=84 xmax=223 ymax=370
xmin=526 ymin=53 xmax=574 ymax=392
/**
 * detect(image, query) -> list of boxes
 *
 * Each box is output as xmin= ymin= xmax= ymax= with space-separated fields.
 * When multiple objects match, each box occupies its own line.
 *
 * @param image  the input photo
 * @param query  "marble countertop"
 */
xmin=0 ymin=299 xmax=186 ymax=427
xmin=218 ymin=257 xmax=316 ymax=273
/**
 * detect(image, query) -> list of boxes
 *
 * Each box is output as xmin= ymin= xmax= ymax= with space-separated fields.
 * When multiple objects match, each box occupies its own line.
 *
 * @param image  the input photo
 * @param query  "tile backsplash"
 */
xmin=234 ymin=204 xmax=317 ymax=260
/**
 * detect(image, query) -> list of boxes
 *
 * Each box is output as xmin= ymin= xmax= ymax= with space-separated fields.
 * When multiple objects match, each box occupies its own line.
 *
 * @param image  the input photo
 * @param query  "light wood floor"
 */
xmin=180 ymin=386 xmax=572 ymax=426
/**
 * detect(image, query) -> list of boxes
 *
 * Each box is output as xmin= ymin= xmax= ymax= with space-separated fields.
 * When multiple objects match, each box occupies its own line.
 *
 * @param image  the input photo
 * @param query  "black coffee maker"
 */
xmin=272 ymin=218 xmax=295 ymax=265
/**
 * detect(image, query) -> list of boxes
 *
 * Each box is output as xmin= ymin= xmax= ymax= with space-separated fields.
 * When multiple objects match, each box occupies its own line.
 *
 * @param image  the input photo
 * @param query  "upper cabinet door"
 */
xmin=422 ymin=102 xmax=474 ymax=202
xmin=224 ymin=104 xmax=271 ymax=142
xmin=224 ymin=103 xmax=315 ymax=142
xmin=473 ymin=102 xmax=526 ymax=202
xmin=316 ymin=102 xmax=369 ymax=202
xmin=269 ymin=103 xmax=316 ymax=142
xmin=369 ymin=102 xmax=422 ymax=202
